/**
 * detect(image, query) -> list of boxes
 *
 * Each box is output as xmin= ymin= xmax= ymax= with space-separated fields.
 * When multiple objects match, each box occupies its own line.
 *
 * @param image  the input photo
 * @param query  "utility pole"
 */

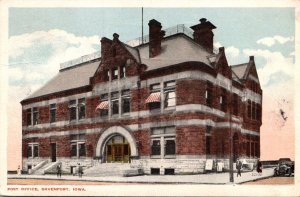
xmin=229 ymin=83 xmax=234 ymax=183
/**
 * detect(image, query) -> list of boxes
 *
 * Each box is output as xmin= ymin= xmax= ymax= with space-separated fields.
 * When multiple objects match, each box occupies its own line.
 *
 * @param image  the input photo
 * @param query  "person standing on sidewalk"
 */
xmin=256 ymin=159 xmax=262 ymax=174
xmin=236 ymin=158 xmax=242 ymax=177
xmin=78 ymin=164 xmax=83 ymax=178
xmin=56 ymin=164 xmax=62 ymax=178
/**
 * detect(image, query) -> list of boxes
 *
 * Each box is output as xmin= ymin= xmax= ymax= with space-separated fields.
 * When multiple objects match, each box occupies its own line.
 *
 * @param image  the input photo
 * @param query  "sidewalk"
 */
xmin=8 ymin=168 xmax=274 ymax=184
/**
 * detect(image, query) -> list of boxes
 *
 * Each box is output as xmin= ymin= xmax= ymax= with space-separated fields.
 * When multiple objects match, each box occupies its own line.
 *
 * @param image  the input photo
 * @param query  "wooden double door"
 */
xmin=105 ymin=135 xmax=131 ymax=163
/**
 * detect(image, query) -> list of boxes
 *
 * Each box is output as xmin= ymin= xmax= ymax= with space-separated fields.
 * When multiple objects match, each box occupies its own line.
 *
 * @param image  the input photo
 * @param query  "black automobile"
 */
xmin=274 ymin=158 xmax=294 ymax=176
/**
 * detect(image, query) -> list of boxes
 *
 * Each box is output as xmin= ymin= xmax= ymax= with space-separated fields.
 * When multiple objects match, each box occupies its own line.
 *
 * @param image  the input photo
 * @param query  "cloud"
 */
xmin=243 ymin=49 xmax=294 ymax=87
xmin=256 ymin=35 xmax=294 ymax=47
xmin=8 ymin=29 xmax=101 ymax=100
xmin=225 ymin=46 xmax=240 ymax=57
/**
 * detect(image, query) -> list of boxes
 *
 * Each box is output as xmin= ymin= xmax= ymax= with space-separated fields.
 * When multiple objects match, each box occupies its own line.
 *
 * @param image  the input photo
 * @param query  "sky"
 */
xmin=6 ymin=7 xmax=296 ymax=170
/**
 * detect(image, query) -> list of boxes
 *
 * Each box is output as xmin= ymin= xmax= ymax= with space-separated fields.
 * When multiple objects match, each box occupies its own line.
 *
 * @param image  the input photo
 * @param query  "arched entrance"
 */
xmin=105 ymin=135 xmax=131 ymax=163
xmin=95 ymin=126 xmax=138 ymax=163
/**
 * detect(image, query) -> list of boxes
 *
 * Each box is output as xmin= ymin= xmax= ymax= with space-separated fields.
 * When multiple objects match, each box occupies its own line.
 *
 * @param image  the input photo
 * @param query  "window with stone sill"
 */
xmin=112 ymin=67 xmax=118 ymax=80
xmin=205 ymin=126 xmax=212 ymax=155
xmin=70 ymin=134 xmax=86 ymax=158
xmin=205 ymin=81 xmax=213 ymax=107
xmin=50 ymin=104 xmax=56 ymax=123
xmin=78 ymin=98 xmax=86 ymax=120
xmin=164 ymin=81 xmax=176 ymax=108
xmin=69 ymin=100 xmax=77 ymax=121
xmin=33 ymin=107 xmax=39 ymax=125
xmin=120 ymin=65 xmax=126 ymax=79
xmin=220 ymin=88 xmax=227 ymax=112
xmin=27 ymin=143 xmax=39 ymax=158
xmin=26 ymin=108 xmax=32 ymax=126
xmin=111 ymin=92 xmax=119 ymax=115
xmin=100 ymin=93 xmax=109 ymax=117
xmin=151 ymin=127 xmax=176 ymax=157
xmin=69 ymin=98 xmax=86 ymax=121
xmin=149 ymin=83 xmax=161 ymax=110
xmin=121 ymin=89 xmax=130 ymax=114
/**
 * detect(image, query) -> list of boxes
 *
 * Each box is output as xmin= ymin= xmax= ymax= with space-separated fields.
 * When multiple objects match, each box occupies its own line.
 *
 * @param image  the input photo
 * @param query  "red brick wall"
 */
xmin=176 ymin=80 xmax=206 ymax=105
xmin=176 ymin=126 xmax=205 ymax=155
xmin=132 ymin=129 xmax=150 ymax=156
xmin=39 ymin=106 xmax=49 ymax=124
xmin=56 ymin=102 xmax=69 ymax=122
xmin=131 ymin=88 xmax=150 ymax=112
xmin=86 ymin=96 xmax=100 ymax=119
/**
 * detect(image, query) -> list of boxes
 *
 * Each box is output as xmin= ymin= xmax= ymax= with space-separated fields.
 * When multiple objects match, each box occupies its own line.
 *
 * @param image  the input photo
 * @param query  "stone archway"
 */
xmin=95 ymin=126 xmax=138 ymax=162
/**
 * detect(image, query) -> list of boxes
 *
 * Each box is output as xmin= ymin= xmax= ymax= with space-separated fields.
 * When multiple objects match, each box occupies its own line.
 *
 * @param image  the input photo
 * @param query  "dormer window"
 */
xmin=120 ymin=65 xmax=126 ymax=79
xmin=112 ymin=67 xmax=118 ymax=80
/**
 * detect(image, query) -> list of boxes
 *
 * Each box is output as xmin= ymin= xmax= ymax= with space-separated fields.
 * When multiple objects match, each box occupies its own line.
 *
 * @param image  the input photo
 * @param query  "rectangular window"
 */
xmin=251 ymin=101 xmax=255 ymax=120
xmin=151 ymin=140 xmax=161 ymax=155
xmin=247 ymin=100 xmax=251 ymax=118
xmin=33 ymin=144 xmax=39 ymax=157
xmin=232 ymin=94 xmax=239 ymax=116
xmin=69 ymin=100 xmax=77 ymax=121
xmin=78 ymin=98 xmax=85 ymax=120
xmin=107 ymin=69 xmax=110 ymax=81
xmin=120 ymin=65 xmax=126 ymax=79
xmin=206 ymin=126 xmax=212 ymax=155
xmin=50 ymin=104 xmax=56 ymax=123
xmin=112 ymin=67 xmax=118 ymax=80
xmin=27 ymin=108 xmax=32 ymax=126
xmin=71 ymin=144 xmax=77 ymax=157
xmin=122 ymin=90 xmax=130 ymax=113
xmin=28 ymin=143 xmax=39 ymax=158
xmin=100 ymin=94 xmax=109 ymax=117
xmin=149 ymin=83 xmax=161 ymax=110
xmin=164 ymin=81 xmax=176 ymax=108
xmin=111 ymin=92 xmax=119 ymax=115
xmin=165 ymin=139 xmax=176 ymax=155
xmin=151 ymin=127 xmax=176 ymax=157
xmin=79 ymin=143 xmax=86 ymax=157
xmin=220 ymin=88 xmax=227 ymax=111
xmin=33 ymin=107 xmax=39 ymax=125
xmin=27 ymin=145 xmax=32 ymax=158
xmin=206 ymin=82 xmax=213 ymax=107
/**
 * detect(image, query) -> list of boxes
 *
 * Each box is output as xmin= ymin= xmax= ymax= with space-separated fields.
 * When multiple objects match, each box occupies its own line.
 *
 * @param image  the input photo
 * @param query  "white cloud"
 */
xmin=225 ymin=46 xmax=240 ymax=57
xmin=243 ymin=49 xmax=294 ymax=87
xmin=256 ymin=35 xmax=294 ymax=47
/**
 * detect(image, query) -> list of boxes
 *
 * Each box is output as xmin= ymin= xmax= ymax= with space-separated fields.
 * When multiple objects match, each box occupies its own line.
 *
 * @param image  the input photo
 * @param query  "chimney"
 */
xmin=148 ymin=19 xmax=165 ymax=58
xmin=249 ymin=56 xmax=254 ymax=61
xmin=190 ymin=18 xmax=216 ymax=53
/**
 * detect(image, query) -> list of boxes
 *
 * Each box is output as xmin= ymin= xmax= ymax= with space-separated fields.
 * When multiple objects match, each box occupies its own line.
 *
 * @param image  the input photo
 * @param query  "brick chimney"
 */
xmin=190 ymin=18 xmax=216 ymax=53
xmin=148 ymin=19 xmax=165 ymax=58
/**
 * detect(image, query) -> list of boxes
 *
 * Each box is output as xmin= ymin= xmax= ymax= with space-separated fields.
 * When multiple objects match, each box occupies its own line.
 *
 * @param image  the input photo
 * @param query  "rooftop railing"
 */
xmin=126 ymin=24 xmax=194 ymax=47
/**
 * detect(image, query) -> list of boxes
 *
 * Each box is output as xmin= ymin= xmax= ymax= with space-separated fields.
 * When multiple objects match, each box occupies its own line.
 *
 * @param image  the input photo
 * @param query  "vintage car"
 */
xmin=274 ymin=158 xmax=294 ymax=176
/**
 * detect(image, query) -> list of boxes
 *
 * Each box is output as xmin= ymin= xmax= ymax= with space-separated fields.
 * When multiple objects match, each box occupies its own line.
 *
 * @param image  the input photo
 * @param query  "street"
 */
xmin=242 ymin=176 xmax=294 ymax=185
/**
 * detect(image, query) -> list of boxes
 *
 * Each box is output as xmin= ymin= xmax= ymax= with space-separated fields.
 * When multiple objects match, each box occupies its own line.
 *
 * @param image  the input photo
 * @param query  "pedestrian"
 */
xmin=17 ymin=165 xmax=21 ymax=176
xmin=236 ymin=158 xmax=242 ymax=177
xmin=256 ymin=158 xmax=262 ymax=174
xmin=56 ymin=164 xmax=62 ymax=178
xmin=78 ymin=163 xmax=83 ymax=178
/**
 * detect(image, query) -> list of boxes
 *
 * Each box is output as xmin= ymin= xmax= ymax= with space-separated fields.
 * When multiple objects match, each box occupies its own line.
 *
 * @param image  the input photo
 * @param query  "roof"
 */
xmin=231 ymin=63 xmax=248 ymax=79
xmin=136 ymin=34 xmax=213 ymax=71
xmin=25 ymin=60 xmax=100 ymax=100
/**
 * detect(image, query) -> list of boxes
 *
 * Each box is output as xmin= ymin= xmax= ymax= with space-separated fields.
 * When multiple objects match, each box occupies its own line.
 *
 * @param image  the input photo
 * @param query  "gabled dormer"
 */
xmin=91 ymin=34 xmax=142 ymax=85
xmin=214 ymin=47 xmax=232 ymax=79
xmin=243 ymin=56 xmax=262 ymax=94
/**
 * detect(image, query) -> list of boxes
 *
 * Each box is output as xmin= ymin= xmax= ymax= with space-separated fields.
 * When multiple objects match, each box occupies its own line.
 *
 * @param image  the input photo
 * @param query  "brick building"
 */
xmin=21 ymin=18 xmax=262 ymax=175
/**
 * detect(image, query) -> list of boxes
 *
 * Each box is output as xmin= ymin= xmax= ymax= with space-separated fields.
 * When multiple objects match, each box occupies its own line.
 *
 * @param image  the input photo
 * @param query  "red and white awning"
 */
xmin=95 ymin=101 xmax=109 ymax=110
xmin=145 ymin=92 xmax=161 ymax=103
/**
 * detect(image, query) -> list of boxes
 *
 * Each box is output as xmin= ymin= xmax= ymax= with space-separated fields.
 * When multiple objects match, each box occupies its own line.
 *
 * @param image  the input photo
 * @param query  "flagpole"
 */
xmin=142 ymin=7 xmax=144 ymax=44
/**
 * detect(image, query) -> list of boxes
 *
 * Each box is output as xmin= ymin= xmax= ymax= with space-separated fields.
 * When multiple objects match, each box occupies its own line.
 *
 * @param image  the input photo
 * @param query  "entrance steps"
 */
xmin=32 ymin=161 xmax=61 ymax=175
xmin=84 ymin=163 xmax=142 ymax=177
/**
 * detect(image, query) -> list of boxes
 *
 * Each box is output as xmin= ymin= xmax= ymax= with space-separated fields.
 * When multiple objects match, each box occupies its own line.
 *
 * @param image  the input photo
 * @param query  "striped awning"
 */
xmin=95 ymin=101 xmax=109 ymax=110
xmin=145 ymin=92 xmax=161 ymax=103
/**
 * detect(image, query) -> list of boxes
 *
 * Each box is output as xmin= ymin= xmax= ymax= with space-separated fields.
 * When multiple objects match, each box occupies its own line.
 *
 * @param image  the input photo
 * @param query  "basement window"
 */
xmin=151 ymin=168 xmax=160 ymax=175
xmin=164 ymin=168 xmax=175 ymax=175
